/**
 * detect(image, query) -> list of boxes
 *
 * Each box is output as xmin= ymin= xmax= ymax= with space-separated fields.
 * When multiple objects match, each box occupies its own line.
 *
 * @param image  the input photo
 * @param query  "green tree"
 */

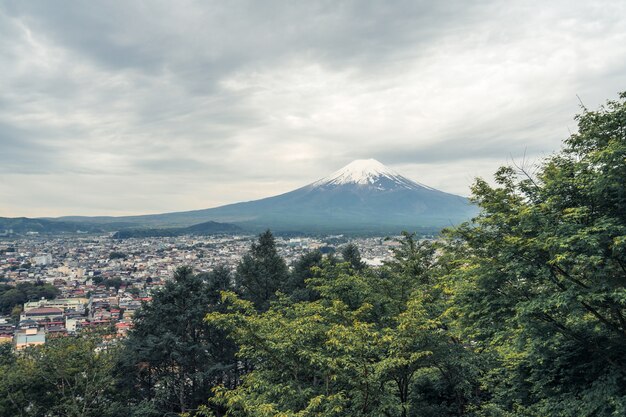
xmin=0 ymin=288 xmax=24 ymax=315
xmin=449 ymin=92 xmax=626 ymax=416
xmin=340 ymin=243 xmax=367 ymax=272
xmin=119 ymin=266 xmax=238 ymax=416
xmin=235 ymin=230 xmax=289 ymax=311
xmin=207 ymin=234 xmax=481 ymax=417
xmin=102 ymin=277 xmax=124 ymax=290
xmin=0 ymin=332 xmax=122 ymax=417
xmin=0 ymin=282 xmax=59 ymax=315
xmin=206 ymin=265 xmax=234 ymax=300
xmin=285 ymin=250 xmax=323 ymax=302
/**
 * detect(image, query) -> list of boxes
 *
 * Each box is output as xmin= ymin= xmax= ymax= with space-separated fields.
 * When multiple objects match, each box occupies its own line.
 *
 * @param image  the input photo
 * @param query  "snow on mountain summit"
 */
xmin=311 ymin=159 xmax=434 ymax=190
xmin=83 ymin=157 xmax=475 ymax=232
xmin=323 ymin=159 xmax=397 ymax=184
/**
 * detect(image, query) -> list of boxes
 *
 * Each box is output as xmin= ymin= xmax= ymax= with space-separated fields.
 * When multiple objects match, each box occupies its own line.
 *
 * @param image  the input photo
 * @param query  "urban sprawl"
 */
xmin=0 ymin=234 xmax=400 ymax=349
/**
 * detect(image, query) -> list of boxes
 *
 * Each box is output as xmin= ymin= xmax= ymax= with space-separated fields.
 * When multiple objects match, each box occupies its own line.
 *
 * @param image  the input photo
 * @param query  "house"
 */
xmin=20 ymin=307 xmax=63 ymax=322
xmin=23 ymin=298 xmax=87 ymax=314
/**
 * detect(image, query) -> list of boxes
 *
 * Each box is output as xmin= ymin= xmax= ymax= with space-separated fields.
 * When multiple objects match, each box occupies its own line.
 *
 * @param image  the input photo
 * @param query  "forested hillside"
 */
xmin=1 ymin=94 xmax=625 ymax=416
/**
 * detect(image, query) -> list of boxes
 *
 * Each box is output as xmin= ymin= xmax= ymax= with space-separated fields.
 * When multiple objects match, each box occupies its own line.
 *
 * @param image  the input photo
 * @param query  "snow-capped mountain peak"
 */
xmin=311 ymin=159 xmax=433 ymax=190
xmin=74 ymin=158 xmax=476 ymax=233
xmin=322 ymin=159 xmax=397 ymax=185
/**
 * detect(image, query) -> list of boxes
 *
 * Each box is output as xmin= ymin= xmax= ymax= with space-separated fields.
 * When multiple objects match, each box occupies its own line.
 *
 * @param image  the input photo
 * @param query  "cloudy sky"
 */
xmin=1 ymin=0 xmax=626 ymax=217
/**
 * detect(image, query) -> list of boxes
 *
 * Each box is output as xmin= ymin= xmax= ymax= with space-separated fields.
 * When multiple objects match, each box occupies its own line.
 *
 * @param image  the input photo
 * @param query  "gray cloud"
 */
xmin=1 ymin=0 xmax=625 ymax=216
xmin=0 ymin=123 xmax=62 ymax=173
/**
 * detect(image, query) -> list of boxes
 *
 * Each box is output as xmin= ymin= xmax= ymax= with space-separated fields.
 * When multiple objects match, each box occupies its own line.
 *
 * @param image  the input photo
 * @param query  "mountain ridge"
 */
xmin=8 ymin=159 xmax=477 ymax=234
xmin=111 ymin=220 xmax=242 ymax=239
xmin=63 ymin=159 xmax=475 ymax=232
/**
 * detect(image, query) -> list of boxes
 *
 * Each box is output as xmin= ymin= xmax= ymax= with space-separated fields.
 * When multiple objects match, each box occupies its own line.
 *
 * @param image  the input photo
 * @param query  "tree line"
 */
xmin=0 ymin=281 xmax=59 ymax=317
xmin=1 ymin=93 xmax=625 ymax=416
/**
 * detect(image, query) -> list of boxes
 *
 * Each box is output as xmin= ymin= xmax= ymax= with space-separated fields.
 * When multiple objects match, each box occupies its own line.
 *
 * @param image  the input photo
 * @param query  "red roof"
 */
xmin=25 ymin=307 xmax=63 ymax=316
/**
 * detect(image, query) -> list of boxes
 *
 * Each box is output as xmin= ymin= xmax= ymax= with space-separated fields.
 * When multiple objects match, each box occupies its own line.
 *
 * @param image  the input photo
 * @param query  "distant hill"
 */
xmin=111 ymin=220 xmax=242 ymax=239
xmin=0 ymin=217 xmax=105 ymax=235
xmin=56 ymin=159 xmax=477 ymax=234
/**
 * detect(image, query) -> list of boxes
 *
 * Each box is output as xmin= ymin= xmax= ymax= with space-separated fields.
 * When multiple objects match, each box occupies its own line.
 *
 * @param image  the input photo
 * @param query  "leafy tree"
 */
xmin=207 ymin=234 xmax=482 ymax=417
xmin=340 ymin=243 xmax=367 ymax=272
xmin=118 ymin=266 xmax=238 ymax=416
xmin=10 ymin=305 xmax=22 ymax=323
xmin=0 ymin=288 xmax=24 ymax=315
xmin=285 ymin=250 xmax=323 ymax=302
xmin=376 ymin=233 xmax=438 ymax=318
xmin=384 ymin=233 xmax=437 ymax=279
xmin=126 ymin=287 xmax=140 ymax=297
xmin=235 ymin=230 xmax=289 ymax=311
xmin=449 ymin=92 xmax=626 ymax=416
xmin=102 ymin=277 xmax=124 ymax=290
xmin=205 ymin=265 xmax=234 ymax=300
xmin=0 ymin=332 xmax=123 ymax=417
xmin=0 ymin=282 xmax=59 ymax=315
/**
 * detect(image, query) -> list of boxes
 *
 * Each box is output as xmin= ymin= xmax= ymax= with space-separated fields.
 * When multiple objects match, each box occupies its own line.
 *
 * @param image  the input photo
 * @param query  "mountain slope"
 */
xmin=112 ymin=220 xmax=242 ymax=239
xmin=0 ymin=217 xmax=106 ymax=235
xmin=58 ymin=159 xmax=476 ymax=233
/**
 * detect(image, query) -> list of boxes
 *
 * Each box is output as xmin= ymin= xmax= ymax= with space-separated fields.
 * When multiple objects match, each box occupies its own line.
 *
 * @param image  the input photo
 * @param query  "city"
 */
xmin=0 ymin=233 xmax=402 ymax=349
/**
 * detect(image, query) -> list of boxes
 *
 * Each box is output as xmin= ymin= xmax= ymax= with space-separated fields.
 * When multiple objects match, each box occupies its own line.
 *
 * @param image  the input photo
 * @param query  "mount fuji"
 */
xmin=60 ymin=159 xmax=476 ymax=233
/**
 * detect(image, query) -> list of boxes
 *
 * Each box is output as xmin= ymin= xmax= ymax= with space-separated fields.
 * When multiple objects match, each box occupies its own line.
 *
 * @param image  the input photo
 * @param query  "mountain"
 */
xmin=58 ymin=159 xmax=477 ymax=234
xmin=0 ymin=217 xmax=106 ymax=235
xmin=112 ymin=220 xmax=242 ymax=239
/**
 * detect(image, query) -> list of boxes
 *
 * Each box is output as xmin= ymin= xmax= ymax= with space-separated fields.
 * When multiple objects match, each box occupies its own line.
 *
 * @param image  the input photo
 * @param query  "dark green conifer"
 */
xmin=235 ymin=230 xmax=289 ymax=311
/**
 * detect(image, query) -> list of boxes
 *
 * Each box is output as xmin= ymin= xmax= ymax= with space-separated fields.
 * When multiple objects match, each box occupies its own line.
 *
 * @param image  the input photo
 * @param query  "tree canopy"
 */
xmin=235 ymin=230 xmax=289 ymax=311
xmin=118 ymin=266 xmax=239 ymax=416
xmin=0 ymin=281 xmax=59 ymax=316
xmin=448 ymin=92 xmax=626 ymax=415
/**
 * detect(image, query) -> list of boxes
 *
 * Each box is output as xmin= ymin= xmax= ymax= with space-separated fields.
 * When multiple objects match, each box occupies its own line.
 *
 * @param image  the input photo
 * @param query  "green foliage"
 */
xmin=207 ymin=234 xmax=482 ymax=417
xmin=118 ymin=266 xmax=239 ymax=416
xmin=0 ymin=332 xmax=123 ymax=417
xmin=448 ymin=92 xmax=626 ymax=415
xmin=93 ymin=276 xmax=127 ymax=290
xmin=340 ymin=243 xmax=367 ymax=272
xmin=0 ymin=282 xmax=59 ymax=315
xmin=286 ymin=250 xmax=324 ymax=302
xmin=205 ymin=264 xmax=234 ymax=300
xmin=103 ymin=277 xmax=124 ymax=290
xmin=235 ymin=230 xmax=289 ymax=311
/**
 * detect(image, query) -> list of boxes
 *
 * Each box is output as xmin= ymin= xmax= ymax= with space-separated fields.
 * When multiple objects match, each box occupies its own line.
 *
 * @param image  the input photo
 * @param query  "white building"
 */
xmin=32 ymin=253 xmax=53 ymax=266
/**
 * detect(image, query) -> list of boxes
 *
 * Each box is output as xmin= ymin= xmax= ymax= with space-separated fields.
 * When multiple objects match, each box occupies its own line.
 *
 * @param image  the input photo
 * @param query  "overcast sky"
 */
xmin=1 ymin=0 xmax=626 ymax=217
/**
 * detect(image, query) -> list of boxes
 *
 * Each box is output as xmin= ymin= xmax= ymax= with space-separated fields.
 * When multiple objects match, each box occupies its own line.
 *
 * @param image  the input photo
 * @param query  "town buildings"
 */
xmin=0 ymin=233 xmax=399 ymax=348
